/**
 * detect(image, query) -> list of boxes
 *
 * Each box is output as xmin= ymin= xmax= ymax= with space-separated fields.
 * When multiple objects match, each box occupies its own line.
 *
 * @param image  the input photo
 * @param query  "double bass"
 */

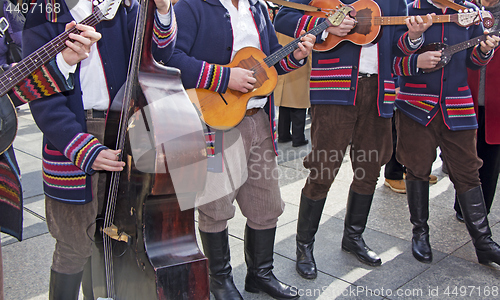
xmin=90 ymin=0 xmax=209 ymax=298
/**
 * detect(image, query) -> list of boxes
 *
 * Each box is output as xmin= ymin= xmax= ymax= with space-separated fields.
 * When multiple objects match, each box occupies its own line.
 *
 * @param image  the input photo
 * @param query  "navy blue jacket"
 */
xmin=168 ymin=0 xmax=305 ymax=153
xmin=24 ymin=0 xmax=176 ymax=203
xmin=275 ymin=0 xmax=407 ymax=118
xmin=393 ymin=0 xmax=492 ymax=130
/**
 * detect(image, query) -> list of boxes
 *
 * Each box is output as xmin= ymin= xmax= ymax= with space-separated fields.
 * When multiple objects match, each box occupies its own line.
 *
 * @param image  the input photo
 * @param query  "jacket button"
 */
xmin=427 ymin=116 xmax=431 ymax=119
xmin=350 ymin=87 xmax=355 ymax=91
xmin=227 ymin=47 xmax=231 ymax=51
xmin=353 ymin=66 xmax=357 ymax=70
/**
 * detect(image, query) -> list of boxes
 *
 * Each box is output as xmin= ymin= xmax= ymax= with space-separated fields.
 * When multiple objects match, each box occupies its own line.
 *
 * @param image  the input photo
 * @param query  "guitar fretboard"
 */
xmin=376 ymin=15 xmax=452 ymax=26
xmin=447 ymin=30 xmax=500 ymax=55
xmin=0 ymin=9 xmax=105 ymax=97
xmin=264 ymin=19 xmax=331 ymax=67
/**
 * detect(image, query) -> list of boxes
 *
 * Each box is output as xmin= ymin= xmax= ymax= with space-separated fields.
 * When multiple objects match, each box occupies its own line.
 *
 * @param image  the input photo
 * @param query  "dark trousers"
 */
xmin=454 ymin=106 xmax=500 ymax=214
xmin=396 ymin=109 xmax=481 ymax=194
xmin=302 ymin=76 xmax=392 ymax=199
xmin=278 ymin=106 xmax=307 ymax=144
xmin=384 ymin=116 xmax=405 ymax=180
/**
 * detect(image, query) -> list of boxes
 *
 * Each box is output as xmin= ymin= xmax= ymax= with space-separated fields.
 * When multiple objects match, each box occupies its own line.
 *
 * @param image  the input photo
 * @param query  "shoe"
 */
xmin=455 ymin=211 xmax=464 ymax=223
xmin=429 ymin=175 xmax=438 ymax=184
xmin=384 ymin=179 xmax=406 ymax=194
xmin=292 ymin=139 xmax=309 ymax=147
xmin=278 ymin=136 xmax=292 ymax=143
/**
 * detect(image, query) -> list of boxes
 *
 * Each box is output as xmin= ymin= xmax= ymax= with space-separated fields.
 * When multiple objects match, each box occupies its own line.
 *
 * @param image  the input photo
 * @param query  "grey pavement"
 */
xmin=2 ymin=105 xmax=500 ymax=300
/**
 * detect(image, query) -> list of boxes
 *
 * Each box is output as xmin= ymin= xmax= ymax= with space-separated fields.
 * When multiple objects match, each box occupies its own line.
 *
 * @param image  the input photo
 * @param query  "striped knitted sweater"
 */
xmin=24 ymin=0 xmax=177 ymax=204
xmin=393 ymin=0 xmax=492 ymax=130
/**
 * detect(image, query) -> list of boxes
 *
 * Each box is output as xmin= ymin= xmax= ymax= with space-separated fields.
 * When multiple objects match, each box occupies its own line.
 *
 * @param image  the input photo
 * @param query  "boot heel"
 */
xmin=244 ymin=278 xmax=260 ymax=294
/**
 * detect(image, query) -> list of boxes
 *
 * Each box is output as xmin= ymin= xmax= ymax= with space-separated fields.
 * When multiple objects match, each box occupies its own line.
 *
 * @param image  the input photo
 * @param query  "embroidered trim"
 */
xmin=310 ymin=67 xmax=352 ymax=91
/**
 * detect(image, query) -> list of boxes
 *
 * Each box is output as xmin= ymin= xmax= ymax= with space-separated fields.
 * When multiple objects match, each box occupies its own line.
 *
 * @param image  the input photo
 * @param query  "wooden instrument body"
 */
xmin=307 ymin=0 xmax=381 ymax=51
xmin=0 ymin=69 xmax=17 ymax=155
xmin=416 ymin=42 xmax=450 ymax=73
xmin=187 ymin=46 xmax=277 ymax=130
xmin=91 ymin=1 xmax=209 ymax=298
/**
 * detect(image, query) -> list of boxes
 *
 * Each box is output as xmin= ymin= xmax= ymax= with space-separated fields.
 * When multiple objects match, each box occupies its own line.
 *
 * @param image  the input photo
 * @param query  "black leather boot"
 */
xmin=81 ymin=258 xmax=94 ymax=300
xmin=199 ymin=228 xmax=243 ymax=300
xmin=457 ymin=186 xmax=500 ymax=266
xmin=406 ymin=180 xmax=432 ymax=263
xmin=341 ymin=189 xmax=381 ymax=266
xmin=244 ymin=225 xmax=299 ymax=300
xmin=296 ymin=194 xmax=326 ymax=279
xmin=49 ymin=269 xmax=83 ymax=300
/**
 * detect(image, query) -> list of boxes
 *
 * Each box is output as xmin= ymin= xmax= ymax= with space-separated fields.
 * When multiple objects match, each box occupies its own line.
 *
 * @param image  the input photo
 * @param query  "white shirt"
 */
xmin=219 ymin=0 xmax=267 ymax=109
xmin=56 ymin=1 xmax=172 ymax=110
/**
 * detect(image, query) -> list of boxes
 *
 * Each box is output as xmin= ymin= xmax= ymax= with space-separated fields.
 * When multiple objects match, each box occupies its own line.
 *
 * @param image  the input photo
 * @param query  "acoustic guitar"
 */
xmin=0 ymin=0 xmax=122 ymax=155
xmin=417 ymin=30 xmax=500 ymax=73
xmin=187 ymin=5 xmax=353 ymax=130
xmin=306 ymin=0 xmax=493 ymax=52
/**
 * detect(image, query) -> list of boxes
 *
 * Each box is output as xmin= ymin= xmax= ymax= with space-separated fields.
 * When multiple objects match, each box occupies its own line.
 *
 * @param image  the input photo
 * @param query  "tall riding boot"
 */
xmin=457 ymin=186 xmax=500 ymax=265
xmin=406 ymin=180 xmax=432 ymax=263
xmin=341 ymin=189 xmax=381 ymax=266
xmin=244 ymin=225 xmax=298 ymax=300
xmin=81 ymin=258 xmax=94 ymax=300
xmin=49 ymin=269 xmax=83 ymax=300
xmin=199 ymin=228 xmax=243 ymax=300
xmin=296 ymin=194 xmax=326 ymax=279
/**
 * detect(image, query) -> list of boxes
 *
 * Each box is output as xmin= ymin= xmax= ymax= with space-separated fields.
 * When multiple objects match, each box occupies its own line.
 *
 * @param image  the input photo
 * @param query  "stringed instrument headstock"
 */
xmin=455 ymin=9 xmax=494 ymax=28
xmin=325 ymin=3 xmax=355 ymax=27
xmin=92 ymin=0 xmax=124 ymax=20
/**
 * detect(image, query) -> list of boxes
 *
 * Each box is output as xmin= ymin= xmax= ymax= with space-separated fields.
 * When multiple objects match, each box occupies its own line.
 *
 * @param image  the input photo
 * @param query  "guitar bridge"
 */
xmin=102 ymin=224 xmax=131 ymax=244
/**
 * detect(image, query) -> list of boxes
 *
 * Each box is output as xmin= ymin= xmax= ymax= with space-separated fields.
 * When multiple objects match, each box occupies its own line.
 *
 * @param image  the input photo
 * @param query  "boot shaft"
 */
xmin=343 ymin=189 xmax=374 ymax=237
xmin=199 ymin=229 xmax=232 ymax=277
xmin=406 ymin=180 xmax=430 ymax=233
xmin=49 ymin=269 xmax=83 ymax=300
xmin=296 ymin=194 xmax=326 ymax=243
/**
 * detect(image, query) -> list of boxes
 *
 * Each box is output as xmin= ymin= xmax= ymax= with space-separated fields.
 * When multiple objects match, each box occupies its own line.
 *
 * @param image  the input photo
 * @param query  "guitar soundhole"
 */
xmin=352 ymin=8 xmax=373 ymax=36
xmin=238 ymin=55 xmax=267 ymax=89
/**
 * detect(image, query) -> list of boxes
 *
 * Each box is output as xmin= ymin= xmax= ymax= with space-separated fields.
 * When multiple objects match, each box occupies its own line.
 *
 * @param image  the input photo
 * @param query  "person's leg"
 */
xmin=344 ymin=76 xmax=392 ymax=266
xmin=384 ymin=116 xmax=406 ymax=193
xmin=278 ymin=106 xmax=292 ymax=143
xmin=290 ymin=107 xmax=308 ymax=147
xmin=395 ymin=110 xmax=438 ymax=263
xmin=46 ymin=196 xmax=97 ymax=300
xmin=297 ymin=103 xmax=355 ymax=278
xmin=236 ymin=110 xmax=296 ymax=299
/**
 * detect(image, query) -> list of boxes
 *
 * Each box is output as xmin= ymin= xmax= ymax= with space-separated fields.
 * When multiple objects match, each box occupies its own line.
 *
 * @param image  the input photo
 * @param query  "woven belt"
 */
xmin=358 ymin=73 xmax=378 ymax=78
xmin=85 ymin=109 xmax=107 ymax=119
xmin=245 ymin=108 xmax=261 ymax=116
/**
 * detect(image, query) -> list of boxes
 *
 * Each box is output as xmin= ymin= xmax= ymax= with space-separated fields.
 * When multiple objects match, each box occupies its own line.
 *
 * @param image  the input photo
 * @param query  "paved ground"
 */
xmin=2 ymin=105 xmax=500 ymax=300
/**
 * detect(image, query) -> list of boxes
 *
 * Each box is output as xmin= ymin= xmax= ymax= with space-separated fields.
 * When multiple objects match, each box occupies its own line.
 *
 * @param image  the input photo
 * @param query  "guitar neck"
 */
xmin=0 ymin=9 xmax=105 ymax=97
xmin=264 ymin=19 xmax=330 ymax=67
xmin=376 ymin=14 xmax=452 ymax=26
xmin=447 ymin=30 xmax=500 ymax=55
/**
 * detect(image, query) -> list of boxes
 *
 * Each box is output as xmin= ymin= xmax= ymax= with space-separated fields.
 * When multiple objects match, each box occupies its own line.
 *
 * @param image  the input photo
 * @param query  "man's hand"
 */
xmin=61 ymin=22 xmax=101 ymax=66
xmin=92 ymin=149 xmax=126 ymax=172
xmin=293 ymin=30 xmax=315 ymax=61
xmin=228 ymin=67 xmax=257 ymax=93
xmin=154 ymin=0 xmax=171 ymax=15
xmin=417 ymin=50 xmax=442 ymax=69
xmin=405 ymin=14 xmax=434 ymax=41
xmin=325 ymin=16 xmax=356 ymax=37
xmin=479 ymin=30 xmax=500 ymax=55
